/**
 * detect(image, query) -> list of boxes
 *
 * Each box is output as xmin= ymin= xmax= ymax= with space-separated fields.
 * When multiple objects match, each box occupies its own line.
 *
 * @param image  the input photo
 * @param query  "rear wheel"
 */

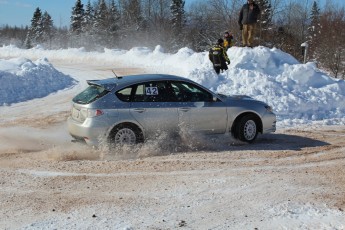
xmin=110 ymin=124 xmax=143 ymax=147
xmin=235 ymin=114 xmax=258 ymax=143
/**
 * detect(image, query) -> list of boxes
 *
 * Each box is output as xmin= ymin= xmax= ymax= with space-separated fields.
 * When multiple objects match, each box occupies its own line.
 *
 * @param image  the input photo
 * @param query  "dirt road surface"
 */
xmin=0 ymin=63 xmax=345 ymax=229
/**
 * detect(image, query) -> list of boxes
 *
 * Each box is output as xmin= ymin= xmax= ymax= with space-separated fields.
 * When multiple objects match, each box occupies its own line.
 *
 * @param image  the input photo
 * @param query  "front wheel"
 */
xmin=234 ymin=114 xmax=258 ymax=143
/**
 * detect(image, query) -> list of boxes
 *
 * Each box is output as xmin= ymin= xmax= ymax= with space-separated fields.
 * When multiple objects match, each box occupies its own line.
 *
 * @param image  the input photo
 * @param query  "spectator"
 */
xmin=223 ymin=31 xmax=234 ymax=50
xmin=209 ymin=38 xmax=230 ymax=74
xmin=238 ymin=0 xmax=261 ymax=47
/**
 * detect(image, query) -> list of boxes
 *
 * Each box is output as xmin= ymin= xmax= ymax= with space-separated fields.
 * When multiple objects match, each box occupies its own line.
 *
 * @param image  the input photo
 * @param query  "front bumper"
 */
xmin=262 ymin=112 xmax=277 ymax=134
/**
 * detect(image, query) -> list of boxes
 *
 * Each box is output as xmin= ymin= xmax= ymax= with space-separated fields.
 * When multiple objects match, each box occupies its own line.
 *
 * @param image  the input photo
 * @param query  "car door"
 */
xmin=129 ymin=81 xmax=179 ymax=137
xmin=170 ymin=81 xmax=228 ymax=134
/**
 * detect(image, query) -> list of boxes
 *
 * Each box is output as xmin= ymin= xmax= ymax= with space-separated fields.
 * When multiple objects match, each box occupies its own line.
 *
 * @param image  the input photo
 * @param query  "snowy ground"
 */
xmin=0 ymin=45 xmax=345 ymax=229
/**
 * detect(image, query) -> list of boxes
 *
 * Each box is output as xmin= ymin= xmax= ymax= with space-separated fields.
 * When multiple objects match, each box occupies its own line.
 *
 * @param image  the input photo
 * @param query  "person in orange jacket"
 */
xmin=223 ymin=31 xmax=234 ymax=50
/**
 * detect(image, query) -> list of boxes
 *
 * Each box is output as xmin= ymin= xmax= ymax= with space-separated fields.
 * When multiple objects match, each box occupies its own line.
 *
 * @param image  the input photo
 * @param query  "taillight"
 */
xmin=80 ymin=108 xmax=104 ymax=118
xmin=87 ymin=109 xmax=104 ymax=118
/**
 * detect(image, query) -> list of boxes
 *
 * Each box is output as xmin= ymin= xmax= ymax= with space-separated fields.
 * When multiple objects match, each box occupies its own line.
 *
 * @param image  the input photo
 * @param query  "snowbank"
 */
xmin=0 ymin=44 xmax=344 ymax=127
xmin=0 ymin=57 xmax=76 ymax=105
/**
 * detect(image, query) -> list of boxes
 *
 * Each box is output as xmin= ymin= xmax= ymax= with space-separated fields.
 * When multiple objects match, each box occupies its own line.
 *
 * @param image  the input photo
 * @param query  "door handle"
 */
xmin=179 ymin=107 xmax=190 ymax=112
xmin=133 ymin=108 xmax=146 ymax=113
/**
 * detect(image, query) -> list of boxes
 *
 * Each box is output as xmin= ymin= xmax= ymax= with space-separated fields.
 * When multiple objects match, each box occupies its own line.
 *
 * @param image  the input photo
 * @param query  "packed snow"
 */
xmin=1 ymin=44 xmax=344 ymax=128
xmin=0 ymin=57 xmax=76 ymax=105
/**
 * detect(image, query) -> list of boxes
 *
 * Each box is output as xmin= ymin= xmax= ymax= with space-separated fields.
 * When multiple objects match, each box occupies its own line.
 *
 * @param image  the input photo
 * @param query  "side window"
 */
xmin=133 ymin=81 xmax=175 ymax=102
xmin=170 ymin=81 xmax=212 ymax=102
xmin=115 ymin=86 xmax=133 ymax=102
xmin=133 ymin=84 xmax=145 ymax=102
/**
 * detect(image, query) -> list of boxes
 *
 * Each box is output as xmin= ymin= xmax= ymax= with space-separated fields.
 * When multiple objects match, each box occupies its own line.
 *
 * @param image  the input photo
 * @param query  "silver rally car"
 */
xmin=67 ymin=74 xmax=276 ymax=147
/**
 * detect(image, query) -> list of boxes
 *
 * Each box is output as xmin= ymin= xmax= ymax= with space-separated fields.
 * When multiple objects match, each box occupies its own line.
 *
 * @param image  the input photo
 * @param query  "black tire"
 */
xmin=234 ymin=114 xmax=258 ymax=143
xmin=110 ymin=124 xmax=143 ymax=147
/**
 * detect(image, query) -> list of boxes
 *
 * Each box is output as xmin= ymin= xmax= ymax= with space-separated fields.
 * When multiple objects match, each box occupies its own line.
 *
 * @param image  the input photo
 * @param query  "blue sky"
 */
xmin=0 ymin=0 xmax=76 ymax=27
xmin=0 ymin=0 xmax=344 ymax=28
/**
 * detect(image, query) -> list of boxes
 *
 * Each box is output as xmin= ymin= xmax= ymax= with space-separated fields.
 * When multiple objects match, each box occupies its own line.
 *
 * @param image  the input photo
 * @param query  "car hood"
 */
xmin=218 ymin=94 xmax=255 ymax=101
xmin=218 ymin=94 xmax=267 ymax=105
xmin=228 ymin=95 xmax=255 ymax=100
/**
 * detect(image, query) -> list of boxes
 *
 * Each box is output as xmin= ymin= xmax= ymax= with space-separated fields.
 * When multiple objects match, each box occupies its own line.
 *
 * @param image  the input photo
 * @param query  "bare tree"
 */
xmin=316 ymin=7 xmax=345 ymax=78
xmin=142 ymin=0 xmax=171 ymax=48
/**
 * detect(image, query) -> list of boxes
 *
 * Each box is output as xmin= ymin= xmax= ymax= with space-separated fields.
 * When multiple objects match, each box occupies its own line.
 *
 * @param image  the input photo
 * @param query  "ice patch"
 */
xmin=268 ymin=202 xmax=345 ymax=229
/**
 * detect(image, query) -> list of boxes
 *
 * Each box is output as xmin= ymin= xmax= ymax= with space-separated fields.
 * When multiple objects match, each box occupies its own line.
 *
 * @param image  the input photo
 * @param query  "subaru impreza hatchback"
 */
xmin=67 ymin=74 xmax=276 ymax=147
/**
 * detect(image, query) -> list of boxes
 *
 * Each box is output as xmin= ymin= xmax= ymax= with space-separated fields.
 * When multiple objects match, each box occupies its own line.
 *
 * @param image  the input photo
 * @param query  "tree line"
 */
xmin=0 ymin=0 xmax=344 ymax=78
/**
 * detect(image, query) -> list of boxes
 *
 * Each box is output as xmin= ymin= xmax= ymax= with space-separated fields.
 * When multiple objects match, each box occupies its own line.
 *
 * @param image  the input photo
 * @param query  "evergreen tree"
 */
xmin=307 ymin=1 xmax=321 ymax=58
xmin=309 ymin=1 xmax=321 ymax=36
xmin=31 ymin=7 xmax=43 ymax=43
xmin=94 ymin=0 xmax=108 ymax=32
xmin=83 ymin=0 xmax=94 ymax=33
xmin=93 ymin=0 xmax=108 ymax=46
xmin=25 ymin=7 xmax=43 ymax=47
xmin=108 ymin=0 xmax=121 ymax=40
xmin=70 ymin=0 xmax=84 ymax=35
xmin=170 ymin=0 xmax=186 ymax=50
xmin=24 ymin=34 xmax=32 ymax=49
xmin=42 ymin=11 xmax=54 ymax=47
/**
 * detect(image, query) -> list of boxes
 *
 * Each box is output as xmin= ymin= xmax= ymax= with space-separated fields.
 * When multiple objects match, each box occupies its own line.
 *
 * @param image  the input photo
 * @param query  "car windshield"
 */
xmin=73 ymin=85 xmax=109 ymax=104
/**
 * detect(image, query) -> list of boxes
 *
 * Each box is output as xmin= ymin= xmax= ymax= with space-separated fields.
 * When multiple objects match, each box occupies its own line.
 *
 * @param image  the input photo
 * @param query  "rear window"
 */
xmin=73 ymin=85 xmax=109 ymax=104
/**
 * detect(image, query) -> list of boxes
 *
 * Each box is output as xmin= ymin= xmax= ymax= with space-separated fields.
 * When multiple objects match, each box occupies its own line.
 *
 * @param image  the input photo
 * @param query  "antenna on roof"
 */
xmin=111 ymin=69 xmax=122 ymax=79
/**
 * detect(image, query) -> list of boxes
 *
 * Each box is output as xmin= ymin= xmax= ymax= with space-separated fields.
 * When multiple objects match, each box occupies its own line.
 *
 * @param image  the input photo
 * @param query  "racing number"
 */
xmin=145 ymin=87 xmax=158 ymax=95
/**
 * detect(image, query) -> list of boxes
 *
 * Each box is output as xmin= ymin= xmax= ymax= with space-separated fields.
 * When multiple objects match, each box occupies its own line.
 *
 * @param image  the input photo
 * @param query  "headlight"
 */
xmin=265 ymin=105 xmax=273 ymax=113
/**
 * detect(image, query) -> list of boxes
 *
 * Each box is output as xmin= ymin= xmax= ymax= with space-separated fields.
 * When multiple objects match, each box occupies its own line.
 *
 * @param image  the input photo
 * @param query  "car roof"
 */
xmin=87 ymin=74 xmax=192 ymax=90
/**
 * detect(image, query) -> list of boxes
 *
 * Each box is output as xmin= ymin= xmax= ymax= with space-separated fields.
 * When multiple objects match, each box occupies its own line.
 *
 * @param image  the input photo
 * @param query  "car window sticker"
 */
xmin=145 ymin=86 xmax=158 ymax=95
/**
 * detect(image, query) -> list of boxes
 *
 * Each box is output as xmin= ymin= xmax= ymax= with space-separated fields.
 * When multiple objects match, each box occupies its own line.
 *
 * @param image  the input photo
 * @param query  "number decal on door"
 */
xmin=145 ymin=87 xmax=158 ymax=95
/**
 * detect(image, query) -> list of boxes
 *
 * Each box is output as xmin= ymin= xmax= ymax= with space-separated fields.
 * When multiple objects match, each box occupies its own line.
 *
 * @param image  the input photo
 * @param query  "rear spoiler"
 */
xmin=86 ymin=80 xmax=115 ymax=91
xmin=86 ymin=80 xmax=101 ymax=86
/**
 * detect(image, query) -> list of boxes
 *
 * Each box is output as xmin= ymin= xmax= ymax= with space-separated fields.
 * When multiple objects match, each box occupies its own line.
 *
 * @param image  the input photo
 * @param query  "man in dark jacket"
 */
xmin=209 ymin=38 xmax=230 ymax=74
xmin=238 ymin=0 xmax=260 ymax=47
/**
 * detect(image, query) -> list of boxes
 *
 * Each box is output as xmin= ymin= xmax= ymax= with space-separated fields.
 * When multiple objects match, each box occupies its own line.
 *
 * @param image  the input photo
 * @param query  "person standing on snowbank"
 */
xmin=223 ymin=31 xmax=234 ymax=51
xmin=238 ymin=0 xmax=260 ymax=47
xmin=209 ymin=38 xmax=230 ymax=74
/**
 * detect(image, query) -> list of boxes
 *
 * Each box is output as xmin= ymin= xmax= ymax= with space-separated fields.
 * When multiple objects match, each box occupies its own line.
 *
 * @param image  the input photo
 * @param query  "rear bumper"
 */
xmin=67 ymin=116 xmax=108 ymax=146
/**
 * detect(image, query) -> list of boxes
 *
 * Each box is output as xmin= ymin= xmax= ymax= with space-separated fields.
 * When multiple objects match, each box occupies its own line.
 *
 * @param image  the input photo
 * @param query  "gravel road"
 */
xmin=1 ymin=63 xmax=344 ymax=229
